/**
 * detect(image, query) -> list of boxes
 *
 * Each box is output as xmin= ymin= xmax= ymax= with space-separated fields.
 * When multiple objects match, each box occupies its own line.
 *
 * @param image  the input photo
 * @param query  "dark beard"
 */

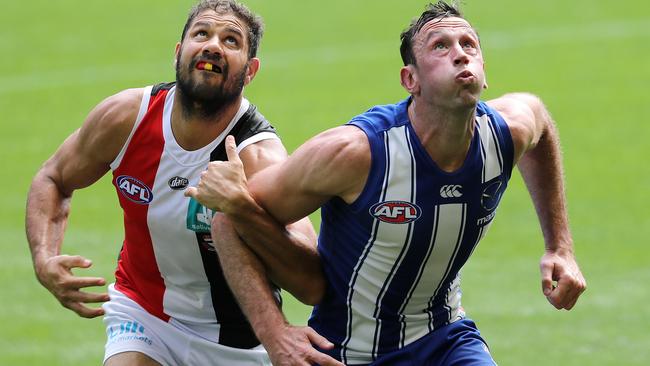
xmin=175 ymin=54 xmax=247 ymax=120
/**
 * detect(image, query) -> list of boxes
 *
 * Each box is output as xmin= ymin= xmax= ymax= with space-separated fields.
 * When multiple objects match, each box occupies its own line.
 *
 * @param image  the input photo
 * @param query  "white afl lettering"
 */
xmin=375 ymin=205 xmax=392 ymax=217
xmin=405 ymin=207 xmax=417 ymax=219
xmin=370 ymin=201 xmax=421 ymax=224
xmin=116 ymin=175 xmax=154 ymax=204
xmin=119 ymin=179 xmax=130 ymax=191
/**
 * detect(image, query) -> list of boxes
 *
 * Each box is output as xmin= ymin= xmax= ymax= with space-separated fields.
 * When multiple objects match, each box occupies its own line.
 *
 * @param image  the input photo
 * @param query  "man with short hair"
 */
xmin=187 ymin=1 xmax=587 ymax=365
xmin=26 ymin=1 xmax=340 ymax=365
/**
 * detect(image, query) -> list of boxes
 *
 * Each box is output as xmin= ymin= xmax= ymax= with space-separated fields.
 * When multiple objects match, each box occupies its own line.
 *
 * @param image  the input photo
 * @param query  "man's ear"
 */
xmin=400 ymin=65 xmax=420 ymax=95
xmin=174 ymin=42 xmax=181 ymax=68
xmin=244 ymin=57 xmax=261 ymax=86
xmin=482 ymin=62 xmax=488 ymax=89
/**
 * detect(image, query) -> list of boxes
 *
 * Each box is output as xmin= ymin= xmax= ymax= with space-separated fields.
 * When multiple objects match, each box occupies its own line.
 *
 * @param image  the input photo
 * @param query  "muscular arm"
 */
xmin=248 ymin=126 xmax=371 ymax=222
xmin=187 ymin=132 xmax=369 ymax=365
xmin=26 ymin=88 xmax=142 ymax=317
xmin=188 ymin=126 xmax=370 ymax=303
xmin=488 ymin=93 xmax=586 ymax=310
xmin=231 ymin=138 xmax=322 ymax=305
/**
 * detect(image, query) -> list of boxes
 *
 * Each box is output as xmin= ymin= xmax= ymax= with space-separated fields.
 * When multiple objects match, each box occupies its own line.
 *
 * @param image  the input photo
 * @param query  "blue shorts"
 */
xmin=369 ymin=319 xmax=496 ymax=366
xmin=318 ymin=319 xmax=496 ymax=366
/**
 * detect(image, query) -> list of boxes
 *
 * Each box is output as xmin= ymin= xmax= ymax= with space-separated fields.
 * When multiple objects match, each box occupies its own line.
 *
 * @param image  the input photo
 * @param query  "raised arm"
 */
xmin=26 ymin=88 xmax=142 ymax=318
xmin=187 ymin=126 xmax=369 ymax=302
xmin=488 ymin=93 xmax=586 ymax=310
xmin=185 ymin=126 xmax=369 ymax=365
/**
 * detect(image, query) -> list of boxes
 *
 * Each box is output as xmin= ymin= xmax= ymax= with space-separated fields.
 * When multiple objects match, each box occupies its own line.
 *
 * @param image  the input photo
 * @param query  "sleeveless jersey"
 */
xmin=109 ymin=83 xmax=279 ymax=349
xmin=309 ymin=98 xmax=515 ymax=364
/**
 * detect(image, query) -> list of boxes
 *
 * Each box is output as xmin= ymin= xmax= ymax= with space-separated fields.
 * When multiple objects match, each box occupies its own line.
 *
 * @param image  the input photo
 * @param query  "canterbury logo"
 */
xmin=440 ymin=185 xmax=463 ymax=198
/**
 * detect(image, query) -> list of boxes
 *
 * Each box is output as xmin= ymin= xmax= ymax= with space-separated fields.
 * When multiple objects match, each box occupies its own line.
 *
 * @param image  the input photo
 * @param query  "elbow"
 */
xmin=292 ymin=276 xmax=326 ymax=306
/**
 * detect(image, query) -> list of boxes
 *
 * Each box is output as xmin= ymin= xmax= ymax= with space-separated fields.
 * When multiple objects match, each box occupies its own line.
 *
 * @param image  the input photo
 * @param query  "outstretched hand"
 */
xmin=540 ymin=249 xmax=586 ymax=310
xmin=36 ymin=255 xmax=109 ymax=318
xmin=185 ymin=135 xmax=251 ymax=214
xmin=263 ymin=324 xmax=344 ymax=366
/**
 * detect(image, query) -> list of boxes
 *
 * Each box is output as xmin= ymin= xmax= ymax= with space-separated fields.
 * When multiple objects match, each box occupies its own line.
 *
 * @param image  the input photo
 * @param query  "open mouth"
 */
xmin=196 ymin=61 xmax=222 ymax=74
xmin=456 ymin=70 xmax=474 ymax=79
xmin=455 ymin=70 xmax=475 ymax=84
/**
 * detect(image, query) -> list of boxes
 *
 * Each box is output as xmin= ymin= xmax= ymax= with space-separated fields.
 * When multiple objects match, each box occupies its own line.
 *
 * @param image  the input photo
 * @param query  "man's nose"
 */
xmin=452 ymin=45 xmax=470 ymax=66
xmin=202 ymin=36 xmax=224 ymax=56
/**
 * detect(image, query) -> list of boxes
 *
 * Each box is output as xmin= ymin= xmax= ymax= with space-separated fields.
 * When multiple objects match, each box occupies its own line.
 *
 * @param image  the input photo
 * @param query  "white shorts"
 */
xmin=102 ymin=284 xmax=271 ymax=366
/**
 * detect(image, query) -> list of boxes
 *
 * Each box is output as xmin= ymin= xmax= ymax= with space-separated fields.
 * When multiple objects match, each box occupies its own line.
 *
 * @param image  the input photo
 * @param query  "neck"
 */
xmin=171 ymin=90 xmax=243 ymax=151
xmin=408 ymin=97 xmax=477 ymax=172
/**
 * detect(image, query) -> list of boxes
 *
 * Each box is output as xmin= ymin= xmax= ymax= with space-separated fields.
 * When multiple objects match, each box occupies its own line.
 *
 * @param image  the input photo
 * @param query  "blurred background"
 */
xmin=1 ymin=0 xmax=648 ymax=364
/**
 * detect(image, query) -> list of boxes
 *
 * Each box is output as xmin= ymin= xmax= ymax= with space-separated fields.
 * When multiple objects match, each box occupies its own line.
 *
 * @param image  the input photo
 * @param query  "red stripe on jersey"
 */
xmin=113 ymin=89 xmax=168 ymax=321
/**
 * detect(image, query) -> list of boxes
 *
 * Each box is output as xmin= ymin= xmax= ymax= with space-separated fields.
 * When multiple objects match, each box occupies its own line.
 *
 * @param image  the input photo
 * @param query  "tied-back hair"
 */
xmin=180 ymin=0 xmax=264 ymax=59
xmin=400 ymin=1 xmax=464 ymax=66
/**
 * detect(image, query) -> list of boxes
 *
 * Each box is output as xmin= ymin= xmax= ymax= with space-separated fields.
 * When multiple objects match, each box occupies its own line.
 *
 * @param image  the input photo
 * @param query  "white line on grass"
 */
xmin=0 ymin=19 xmax=647 ymax=95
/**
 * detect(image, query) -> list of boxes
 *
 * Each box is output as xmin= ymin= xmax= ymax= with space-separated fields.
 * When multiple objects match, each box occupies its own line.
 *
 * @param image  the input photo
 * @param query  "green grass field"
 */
xmin=2 ymin=0 xmax=649 ymax=364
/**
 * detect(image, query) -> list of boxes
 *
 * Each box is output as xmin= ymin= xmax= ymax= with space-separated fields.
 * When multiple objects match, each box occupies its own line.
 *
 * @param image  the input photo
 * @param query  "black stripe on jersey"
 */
xmin=341 ymin=130 xmax=392 ymax=364
xmin=210 ymin=104 xmax=277 ymax=162
xmin=193 ymin=102 xmax=279 ymax=349
xmin=151 ymin=82 xmax=176 ymax=96
xmin=194 ymin=233 xmax=261 ymax=349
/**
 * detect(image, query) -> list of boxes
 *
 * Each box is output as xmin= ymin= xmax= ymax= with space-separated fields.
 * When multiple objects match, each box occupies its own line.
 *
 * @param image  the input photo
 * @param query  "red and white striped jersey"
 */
xmin=109 ymin=82 xmax=278 ymax=348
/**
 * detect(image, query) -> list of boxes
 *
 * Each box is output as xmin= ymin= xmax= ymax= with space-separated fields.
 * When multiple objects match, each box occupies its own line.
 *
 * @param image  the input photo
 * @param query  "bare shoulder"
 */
xmin=238 ymin=137 xmax=288 ymax=178
xmin=246 ymin=125 xmax=371 ymax=222
xmin=77 ymin=87 xmax=145 ymax=163
xmin=487 ymin=93 xmax=537 ymax=128
xmin=487 ymin=93 xmax=545 ymax=162
xmin=299 ymin=125 xmax=370 ymax=164
xmin=40 ymin=88 xmax=146 ymax=193
xmin=293 ymin=125 xmax=371 ymax=201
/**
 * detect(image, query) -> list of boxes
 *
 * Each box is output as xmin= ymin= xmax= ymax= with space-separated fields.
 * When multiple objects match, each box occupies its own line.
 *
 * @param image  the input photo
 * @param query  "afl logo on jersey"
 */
xmin=117 ymin=175 xmax=153 ymax=204
xmin=370 ymin=201 xmax=421 ymax=224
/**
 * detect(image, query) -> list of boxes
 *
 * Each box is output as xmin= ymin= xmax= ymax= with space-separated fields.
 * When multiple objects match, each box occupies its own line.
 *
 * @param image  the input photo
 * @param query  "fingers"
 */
xmin=59 ymin=255 xmax=92 ymax=269
xmin=184 ymin=186 xmax=198 ymax=199
xmin=77 ymin=290 xmax=110 ymax=304
xmin=43 ymin=255 xmax=110 ymax=317
xmin=62 ymin=287 xmax=110 ymax=304
xmin=544 ymin=269 xmax=586 ymax=310
xmin=59 ymin=283 xmax=109 ymax=318
xmin=303 ymin=327 xmax=344 ymax=366
xmin=225 ymin=135 xmax=241 ymax=163
xmin=66 ymin=301 xmax=106 ymax=319
xmin=546 ymin=274 xmax=571 ymax=309
xmin=309 ymin=352 xmax=345 ymax=366
xmin=68 ymin=275 xmax=107 ymax=289
xmin=540 ymin=260 xmax=554 ymax=297
xmin=306 ymin=327 xmax=335 ymax=350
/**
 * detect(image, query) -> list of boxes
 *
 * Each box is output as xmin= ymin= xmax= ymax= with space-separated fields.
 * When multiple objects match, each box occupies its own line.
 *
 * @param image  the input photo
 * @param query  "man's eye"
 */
xmin=225 ymin=36 xmax=238 ymax=46
xmin=434 ymin=42 xmax=446 ymax=50
xmin=195 ymin=30 xmax=208 ymax=38
xmin=463 ymin=41 xmax=476 ymax=48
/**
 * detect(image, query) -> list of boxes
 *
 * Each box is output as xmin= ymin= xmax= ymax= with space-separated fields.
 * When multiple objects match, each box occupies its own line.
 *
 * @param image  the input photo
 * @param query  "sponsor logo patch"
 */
xmin=186 ymin=198 xmax=214 ymax=233
xmin=440 ymin=184 xmax=463 ymax=198
xmin=107 ymin=321 xmax=153 ymax=346
xmin=370 ymin=200 xmax=421 ymax=224
xmin=481 ymin=180 xmax=503 ymax=211
xmin=168 ymin=176 xmax=189 ymax=190
xmin=116 ymin=175 xmax=153 ymax=204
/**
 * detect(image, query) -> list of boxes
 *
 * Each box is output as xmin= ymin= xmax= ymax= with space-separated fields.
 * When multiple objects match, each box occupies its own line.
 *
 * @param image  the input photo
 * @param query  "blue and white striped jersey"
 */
xmin=309 ymin=98 xmax=514 ymax=364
